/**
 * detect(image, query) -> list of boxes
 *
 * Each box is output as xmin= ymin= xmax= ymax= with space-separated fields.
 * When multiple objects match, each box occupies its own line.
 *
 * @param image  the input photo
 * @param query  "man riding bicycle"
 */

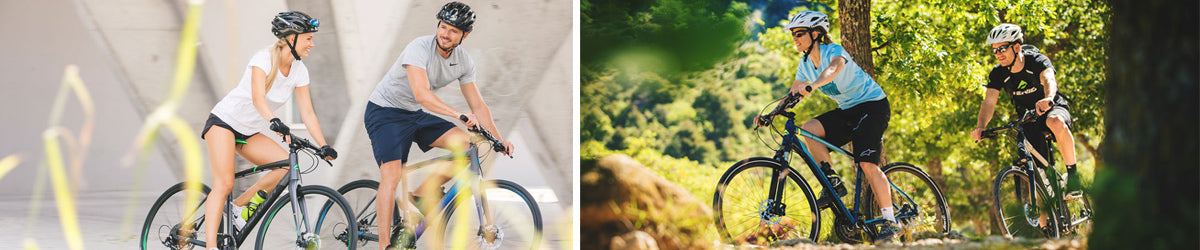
xmin=754 ymin=10 xmax=899 ymax=243
xmin=970 ymin=23 xmax=1083 ymax=198
xmin=363 ymin=2 xmax=513 ymax=249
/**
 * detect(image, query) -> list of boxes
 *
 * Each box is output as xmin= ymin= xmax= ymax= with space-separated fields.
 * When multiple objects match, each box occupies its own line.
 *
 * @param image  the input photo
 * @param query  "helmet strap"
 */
xmin=1001 ymin=45 xmax=1019 ymax=71
xmin=285 ymin=35 xmax=302 ymax=61
xmin=801 ymin=32 xmax=818 ymax=69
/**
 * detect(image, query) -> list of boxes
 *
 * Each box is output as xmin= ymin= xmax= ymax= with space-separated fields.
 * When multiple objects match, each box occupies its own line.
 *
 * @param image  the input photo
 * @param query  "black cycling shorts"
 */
xmin=812 ymin=98 xmax=890 ymax=165
xmin=201 ymin=113 xmax=257 ymax=142
xmin=1020 ymin=105 xmax=1073 ymax=167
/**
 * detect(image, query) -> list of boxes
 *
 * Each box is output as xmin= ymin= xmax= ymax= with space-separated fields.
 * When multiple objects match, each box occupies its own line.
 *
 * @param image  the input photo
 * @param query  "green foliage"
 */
xmin=582 ymin=0 xmax=1108 ymax=240
xmin=582 ymin=0 xmax=751 ymax=73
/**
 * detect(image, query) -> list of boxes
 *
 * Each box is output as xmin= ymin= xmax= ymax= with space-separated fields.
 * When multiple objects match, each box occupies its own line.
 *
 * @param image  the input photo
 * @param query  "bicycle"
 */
xmin=983 ymin=109 xmax=1093 ymax=238
xmin=327 ymin=115 xmax=543 ymax=249
xmin=140 ymin=132 xmax=359 ymax=249
xmin=713 ymin=90 xmax=950 ymax=245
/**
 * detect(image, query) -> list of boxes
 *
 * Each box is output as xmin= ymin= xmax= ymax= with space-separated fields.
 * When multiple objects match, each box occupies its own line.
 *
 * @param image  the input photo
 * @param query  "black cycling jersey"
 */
xmin=987 ymin=45 xmax=1069 ymax=113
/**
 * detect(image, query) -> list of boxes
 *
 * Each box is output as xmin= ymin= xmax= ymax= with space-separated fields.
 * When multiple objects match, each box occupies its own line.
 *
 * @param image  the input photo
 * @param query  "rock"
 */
xmin=611 ymin=231 xmax=658 ymax=250
xmin=580 ymin=154 xmax=714 ymax=250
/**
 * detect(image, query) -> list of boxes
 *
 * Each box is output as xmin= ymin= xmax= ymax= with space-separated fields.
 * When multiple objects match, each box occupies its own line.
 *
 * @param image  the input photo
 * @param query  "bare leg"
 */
xmin=801 ymin=119 xmax=832 ymax=165
xmin=202 ymin=127 xmax=237 ymax=249
xmin=230 ymin=134 xmax=289 ymax=206
xmin=861 ymin=162 xmax=893 ymax=213
xmin=1047 ymin=115 xmax=1076 ymax=166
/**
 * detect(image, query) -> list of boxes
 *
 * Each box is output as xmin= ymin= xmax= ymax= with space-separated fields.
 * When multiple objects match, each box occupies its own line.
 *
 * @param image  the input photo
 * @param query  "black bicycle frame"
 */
xmin=185 ymin=137 xmax=320 ymax=247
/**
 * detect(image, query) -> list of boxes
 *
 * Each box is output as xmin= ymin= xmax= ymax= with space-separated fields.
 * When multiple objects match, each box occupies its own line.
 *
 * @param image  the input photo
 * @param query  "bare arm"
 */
xmin=460 ymin=82 xmax=502 ymax=141
xmin=1035 ymin=68 xmax=1059 ymax=114
xmin=293 ymin=85 xmax=329 ymax=147
xmin=407 ymin=65 xmax=466 ymax=118
xmin=976 ymin=89 xmax=1001 ymax=129
xmin=791 ymin=56 xmax=847 ymax=96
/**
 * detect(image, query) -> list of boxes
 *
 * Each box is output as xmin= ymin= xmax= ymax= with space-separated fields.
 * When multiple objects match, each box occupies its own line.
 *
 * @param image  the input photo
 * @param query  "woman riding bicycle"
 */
xmin=754 ymin=10 xmax=898 ymax=243
xmin=363 ymin=2 xmax=514 ymax=248
xmin=199 ymin=11 xmax=337 ymax=250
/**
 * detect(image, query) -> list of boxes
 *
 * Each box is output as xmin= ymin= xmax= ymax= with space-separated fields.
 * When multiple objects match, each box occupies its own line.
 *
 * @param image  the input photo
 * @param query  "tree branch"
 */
xmin=872 ymin=41 xmax=893 ymax=52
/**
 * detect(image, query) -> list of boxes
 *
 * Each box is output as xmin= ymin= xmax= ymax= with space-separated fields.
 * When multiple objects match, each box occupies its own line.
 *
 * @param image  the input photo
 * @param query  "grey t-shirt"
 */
xmin=369 ymin=35 xmax=477 ymax=111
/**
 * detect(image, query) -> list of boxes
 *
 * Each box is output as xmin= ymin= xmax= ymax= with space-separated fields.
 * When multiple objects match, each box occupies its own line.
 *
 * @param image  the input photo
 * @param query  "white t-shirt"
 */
xmin=211 ymin=50 xmax=310 ymax=135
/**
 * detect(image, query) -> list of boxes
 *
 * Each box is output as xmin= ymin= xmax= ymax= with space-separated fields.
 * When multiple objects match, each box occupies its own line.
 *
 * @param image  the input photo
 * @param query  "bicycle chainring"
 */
xmin=833 ymin=216 xmax=866 ymax=244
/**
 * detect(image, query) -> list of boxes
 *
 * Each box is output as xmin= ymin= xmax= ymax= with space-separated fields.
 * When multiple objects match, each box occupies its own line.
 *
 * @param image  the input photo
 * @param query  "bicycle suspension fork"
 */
xmin=286 ymin=150 xmax=314 ymax=240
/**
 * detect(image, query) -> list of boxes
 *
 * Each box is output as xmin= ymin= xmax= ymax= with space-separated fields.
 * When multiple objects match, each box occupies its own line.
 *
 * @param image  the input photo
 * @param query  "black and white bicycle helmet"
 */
xmin=985 ymin=23 xmax=1023 ymax=45
xmin=271 ymin=11 xmax=319 ymax=39
xmin=271 ymin=11 xmax=319 ymax=60
xmin=437 ymin=2 xmax=476 ymax=33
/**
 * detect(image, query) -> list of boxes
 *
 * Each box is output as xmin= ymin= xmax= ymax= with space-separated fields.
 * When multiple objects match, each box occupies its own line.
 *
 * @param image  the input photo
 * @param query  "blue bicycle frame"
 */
xmin=771 ymin=111 xmax=920 ymax=229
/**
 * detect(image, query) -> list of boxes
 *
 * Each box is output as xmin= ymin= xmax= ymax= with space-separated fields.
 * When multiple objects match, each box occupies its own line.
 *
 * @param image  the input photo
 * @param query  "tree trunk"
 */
xmin=838 ymin=0 xmax=874 ymax=78
xmin=1092 ymin=0 xmax=1198 ymax=248
xmin=926 ymin=157 xmax=946 ymax=192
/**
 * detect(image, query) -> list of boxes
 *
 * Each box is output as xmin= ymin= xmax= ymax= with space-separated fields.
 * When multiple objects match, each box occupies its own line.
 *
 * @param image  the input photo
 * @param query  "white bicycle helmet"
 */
xmin=785 ymin=10 xmax=830 ymax=33
xmin=985 ymin=23 xmax=1023 ymax=45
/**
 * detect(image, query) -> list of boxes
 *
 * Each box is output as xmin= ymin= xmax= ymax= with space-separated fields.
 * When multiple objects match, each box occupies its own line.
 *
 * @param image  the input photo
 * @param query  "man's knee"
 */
xmin=380 ymin=160 xmax=405 ymax=180
xmin=1046 ymin=115 xmax=1069 ymax=131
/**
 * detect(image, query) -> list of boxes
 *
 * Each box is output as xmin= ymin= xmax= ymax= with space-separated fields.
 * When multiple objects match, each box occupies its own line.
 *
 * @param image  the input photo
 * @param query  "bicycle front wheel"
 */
xmin=255 ymin=185 xmax=358 ymax=249
xmin=992 ymin=166 xmax=1056 ymax=238
xmin=433 ymin=179 xmax=543 ymax=250
xmin=864 ymin=162 xmax=951 ymax=241
xmin=713 ymin=158 xmax=819 ymax=245
xmin=141 ymin=182 xmax=211 ymax=250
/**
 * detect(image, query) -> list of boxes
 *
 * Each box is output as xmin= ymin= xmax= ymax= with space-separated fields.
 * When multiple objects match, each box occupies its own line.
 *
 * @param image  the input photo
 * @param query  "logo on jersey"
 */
xmin=819 ymin=83 xmax=841 ymax=95
xmin=1017 ymin=80 xmax=1028 ymax=89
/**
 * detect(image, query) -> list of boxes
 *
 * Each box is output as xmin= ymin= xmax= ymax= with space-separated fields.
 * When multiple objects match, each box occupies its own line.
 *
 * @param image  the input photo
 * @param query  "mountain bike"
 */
xmin=327 ymin=116 xmax=543 ymax=249
xmin=983 ymin=109 xmax=1093 ymax=238
xmin=140 ymin=132 xmax=358 ymax=249
xmin=713 ymin=90 xmax=950 ymax=245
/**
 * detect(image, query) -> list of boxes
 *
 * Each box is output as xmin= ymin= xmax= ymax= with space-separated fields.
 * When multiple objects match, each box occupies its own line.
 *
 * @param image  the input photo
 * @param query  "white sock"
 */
xmin=881 ymin=207 xmax=896 ymax=223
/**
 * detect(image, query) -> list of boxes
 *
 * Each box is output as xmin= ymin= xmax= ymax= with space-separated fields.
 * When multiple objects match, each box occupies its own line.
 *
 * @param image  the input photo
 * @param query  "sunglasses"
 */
xmin=792 ymin=29 xmax=814 ymax=38
xmin=992 ymin=43 xmax=1015 ymax=55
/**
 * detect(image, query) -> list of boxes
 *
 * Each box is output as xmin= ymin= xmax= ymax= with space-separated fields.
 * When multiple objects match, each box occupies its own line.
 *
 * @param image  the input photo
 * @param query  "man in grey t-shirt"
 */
xmin=362 ymin=2 xmax=513 ymax=248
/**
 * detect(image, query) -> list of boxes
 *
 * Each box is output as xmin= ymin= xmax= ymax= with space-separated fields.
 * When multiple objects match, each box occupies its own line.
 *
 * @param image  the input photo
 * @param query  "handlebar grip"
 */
xmin=459 ymin=114 xmax=469 ymax=122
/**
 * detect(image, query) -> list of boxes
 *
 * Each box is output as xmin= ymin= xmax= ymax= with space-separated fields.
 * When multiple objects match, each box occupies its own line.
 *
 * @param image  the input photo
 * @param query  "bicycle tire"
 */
xmin=141 ymin=182 xmax=212 ymax=250
xmin=992 ymin=166 xmax=1059 ymax=238
xmin=432 ymin=179 xmax=544 ymax=250
xmin=713 ymin=157 xmax=819 ymax=245
xmin=861 ymin=162 xmax=951 ymax=242
xmin=254 ymin=185 xmax=358 ymax=249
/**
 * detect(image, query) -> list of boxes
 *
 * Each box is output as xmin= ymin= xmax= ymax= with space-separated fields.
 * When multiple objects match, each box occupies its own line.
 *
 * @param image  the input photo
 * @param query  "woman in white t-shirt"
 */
xmin=199 ymin=11 xmax=337 ymax=250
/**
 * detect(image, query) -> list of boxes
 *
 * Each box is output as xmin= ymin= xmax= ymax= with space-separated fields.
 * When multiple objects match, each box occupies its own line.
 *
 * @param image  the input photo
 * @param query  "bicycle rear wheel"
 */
xmin=255 ymin=185 xmax=358 ymax=249
xmin=713 ymin=158 xmax=819 ymax=245
xmin=328 ymin=179 xmax=399 ymax=249
xmin=433 ymin=179 xmax=543 ymax=250
xmin=992 ymin=166 xmax=1057 ymax=238
xmin=863 ymin=162 xmax=951 ymax=242
xmin=141 ymin=182 xmax=211 ymax=250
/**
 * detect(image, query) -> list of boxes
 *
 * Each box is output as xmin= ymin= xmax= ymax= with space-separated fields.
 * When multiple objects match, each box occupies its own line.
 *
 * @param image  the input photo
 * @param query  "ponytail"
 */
xmin=263 ymin=37 xmax=289 ymax=91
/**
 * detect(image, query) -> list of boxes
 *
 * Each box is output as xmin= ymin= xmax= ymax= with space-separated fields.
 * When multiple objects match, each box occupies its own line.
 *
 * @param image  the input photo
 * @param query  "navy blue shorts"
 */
xmin=364 ymin=101 xmax=456 ymax=165
xmin=201 ymin=113 xmax=257 ymax=142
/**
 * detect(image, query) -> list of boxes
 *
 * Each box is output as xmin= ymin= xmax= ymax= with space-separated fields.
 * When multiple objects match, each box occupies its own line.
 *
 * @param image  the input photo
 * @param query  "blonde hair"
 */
xmin=263 ymin=37 xmax=290 ymax=91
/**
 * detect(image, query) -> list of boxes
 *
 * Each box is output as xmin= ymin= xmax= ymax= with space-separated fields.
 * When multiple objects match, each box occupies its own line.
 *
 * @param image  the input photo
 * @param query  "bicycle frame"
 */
xmin=989 ymin=116 xmax=1074 ymax=230
xmin=401 ymin=143 xmax=492 ymax=239
xmin=183 ymin=136 xmax=325 ymax=247
xmin=769 ymin=111 xmax=919 ymax=230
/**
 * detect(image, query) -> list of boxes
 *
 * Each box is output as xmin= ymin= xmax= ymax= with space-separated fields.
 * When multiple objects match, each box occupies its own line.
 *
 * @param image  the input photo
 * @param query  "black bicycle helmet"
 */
xmin=271 ymin=11 xmax=319 ymax=60
xmin=436 ymin=2 xmax=476 ymax=33
xmin=272 ymin=11 xmax=319 ymax=39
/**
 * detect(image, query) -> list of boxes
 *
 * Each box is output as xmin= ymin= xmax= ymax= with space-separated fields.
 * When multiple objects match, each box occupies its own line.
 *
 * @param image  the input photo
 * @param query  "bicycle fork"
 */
xmin=286 ymin=151 xmax=315 ymax=247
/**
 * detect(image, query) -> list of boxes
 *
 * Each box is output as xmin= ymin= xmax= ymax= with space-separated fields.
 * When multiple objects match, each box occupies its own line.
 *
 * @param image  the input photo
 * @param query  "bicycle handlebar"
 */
xmin=756 ymin=86 xmax=812 ymax=127
xmin=459 ymin=114 xmax=511 ymax=156
xmin=981 ymin=109 xmax=1041 ymax=139
xmin=278 ymin=131 xmax=332 ymax=166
